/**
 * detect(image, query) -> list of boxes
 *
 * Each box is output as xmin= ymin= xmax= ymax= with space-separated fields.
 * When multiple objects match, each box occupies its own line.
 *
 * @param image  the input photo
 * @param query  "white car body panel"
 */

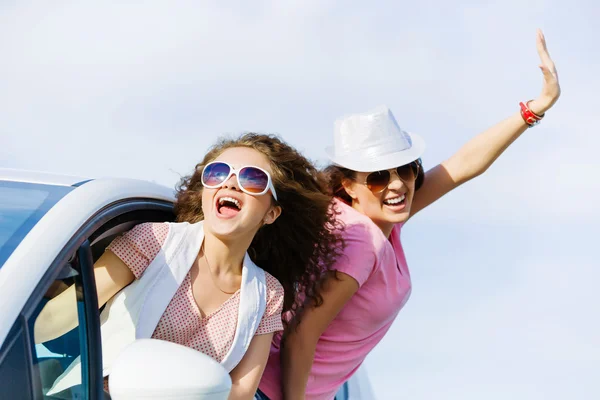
xmin=0 ymin=168 xmax=87 ymax=187
xmin=346 ymin=364 xmax=376 ymax=399
xmin=0 ymin=177 xmax=175 ymax=344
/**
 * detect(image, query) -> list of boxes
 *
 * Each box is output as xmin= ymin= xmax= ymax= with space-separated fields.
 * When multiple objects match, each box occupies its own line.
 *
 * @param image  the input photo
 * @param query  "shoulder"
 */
xmin=333 ymin=199 xmax=387 ymax=254
xmin=106 ymin=222 xmax=171 ymax=279
xmin=255 ymin=271 xmax=285 ymax=334
xmin=124 ymin=222 xmax=170 ymax=245
xmin=329 ymin=199 xmax=389 ymax=286
xmin=264 ymin=271 xmax=285 ymax=305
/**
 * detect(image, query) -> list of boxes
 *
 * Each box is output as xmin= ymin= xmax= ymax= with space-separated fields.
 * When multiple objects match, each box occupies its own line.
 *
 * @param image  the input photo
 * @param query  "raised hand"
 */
xmin=530 ymin=29 xmax=561 ymax=115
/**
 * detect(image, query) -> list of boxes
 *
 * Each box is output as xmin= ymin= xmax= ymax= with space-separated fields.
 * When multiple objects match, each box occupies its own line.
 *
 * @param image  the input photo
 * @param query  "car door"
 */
xmin=0 ymin=197 xmax=174 ymax=400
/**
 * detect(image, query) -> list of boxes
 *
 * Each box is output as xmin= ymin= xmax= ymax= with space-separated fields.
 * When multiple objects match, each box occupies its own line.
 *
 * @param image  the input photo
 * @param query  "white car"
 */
xmin=0 ymin=169 xmax=234 ymax=400
xmin=0 ymin=169 xmax=373 ymax=400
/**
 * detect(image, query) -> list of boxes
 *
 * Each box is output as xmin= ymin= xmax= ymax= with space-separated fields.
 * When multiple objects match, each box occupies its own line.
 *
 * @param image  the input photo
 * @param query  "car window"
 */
xmin=0 ymin=181 xmax=73 ymax=267
xmin=6 ymin=199 xmax=175 ymax=399
xmin=28 ymin=262 xmax=92 ymax=399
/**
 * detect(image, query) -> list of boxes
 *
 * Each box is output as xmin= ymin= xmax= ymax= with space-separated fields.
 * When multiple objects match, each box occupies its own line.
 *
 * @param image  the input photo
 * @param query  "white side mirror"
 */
xmin=109 ymin=339 xmax=232 ymax=400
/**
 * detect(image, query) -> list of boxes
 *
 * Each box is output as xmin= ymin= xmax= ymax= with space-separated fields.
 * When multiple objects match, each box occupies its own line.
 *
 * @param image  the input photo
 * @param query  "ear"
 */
xmin=341 ymin=178 xmax=358 ymax=200
xmin=263 ymin=205 xmax=282 ymax=225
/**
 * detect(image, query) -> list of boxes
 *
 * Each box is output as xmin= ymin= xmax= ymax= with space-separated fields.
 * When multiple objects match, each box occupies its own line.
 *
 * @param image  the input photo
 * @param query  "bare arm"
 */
xmin=34 ymin=250 xmax=134 ymax=343
xmin=281 ymin=272 xmax=359 ymax=400
xmin=410 ymin=29 xmax=561 ymax=217
xmin=227 ymin=333 xmax=275 ymax=400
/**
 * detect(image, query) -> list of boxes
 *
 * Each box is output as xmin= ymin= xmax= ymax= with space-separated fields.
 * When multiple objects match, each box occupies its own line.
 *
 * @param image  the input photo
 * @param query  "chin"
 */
xmin=390 ymin=213 xmax=410 ymax=224
xmin=207 ymin=217 xmax=262 ymax=243
xmin=382 ymin=208 xmax=410 ymax=223
xmin=203 ymin=214 xmax=236 ymax=236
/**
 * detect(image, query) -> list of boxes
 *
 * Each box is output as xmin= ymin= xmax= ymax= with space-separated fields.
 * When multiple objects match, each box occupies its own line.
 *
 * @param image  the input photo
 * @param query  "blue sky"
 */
xmin=2 ymin=1 xmax=599 ymax=399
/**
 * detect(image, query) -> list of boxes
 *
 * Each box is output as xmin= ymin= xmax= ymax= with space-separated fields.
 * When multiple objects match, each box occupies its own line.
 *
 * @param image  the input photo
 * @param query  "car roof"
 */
xmin=0 ymin=168 xmax=90 ymax=187
xmin=0 ymin=170 xmax=177 ymax=345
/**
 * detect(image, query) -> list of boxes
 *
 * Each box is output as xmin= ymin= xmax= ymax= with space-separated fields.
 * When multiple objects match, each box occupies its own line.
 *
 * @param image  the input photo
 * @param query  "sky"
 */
xmin=2 ymin=1 xmax=599 ymax=399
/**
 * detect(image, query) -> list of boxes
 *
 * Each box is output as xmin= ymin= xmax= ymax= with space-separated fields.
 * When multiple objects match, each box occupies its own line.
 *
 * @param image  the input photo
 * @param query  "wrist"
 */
xmin=519 ymin=100 xmax=544 ymax=127
xmin=527 ymin=98 xmax=551 ymax=116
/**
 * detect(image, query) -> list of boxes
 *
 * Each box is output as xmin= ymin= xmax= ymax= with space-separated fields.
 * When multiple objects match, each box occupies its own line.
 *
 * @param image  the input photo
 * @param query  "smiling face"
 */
xmin=343 ymin=167 xmax=417 ymax=236
xmin=201 ymin=147 xmax=281 ymax=242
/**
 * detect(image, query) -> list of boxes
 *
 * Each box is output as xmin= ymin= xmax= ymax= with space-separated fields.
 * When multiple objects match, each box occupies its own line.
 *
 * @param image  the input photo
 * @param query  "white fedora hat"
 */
xmin=325 ymin=105 xmax=426 ymax=172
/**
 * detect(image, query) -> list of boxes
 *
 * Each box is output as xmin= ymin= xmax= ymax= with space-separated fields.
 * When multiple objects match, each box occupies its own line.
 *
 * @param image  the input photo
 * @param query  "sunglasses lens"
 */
xmin=202 ymin=162 xmax=231 ymax=187
xmin=366 ymin=170 xmax=391 ymax=193
xmin=396 ymin=163 xmax=418 ymax=181
xmin=238 ymin=166 xmax=270 ymax=194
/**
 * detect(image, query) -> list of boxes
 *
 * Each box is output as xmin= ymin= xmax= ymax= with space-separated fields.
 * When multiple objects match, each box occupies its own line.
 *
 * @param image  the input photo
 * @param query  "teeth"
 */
xmin=219 ymin=197 xmax=241 ymax=209
xmin=384 ymin=194 xmax=405 ymax=205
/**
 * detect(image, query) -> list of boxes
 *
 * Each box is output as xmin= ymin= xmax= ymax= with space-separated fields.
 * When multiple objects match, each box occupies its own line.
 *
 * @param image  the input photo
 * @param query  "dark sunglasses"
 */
xmin=363 ymin=162 xmax=420 ymax=193
xmin=201 ymin=161 xmax=278 ymax=200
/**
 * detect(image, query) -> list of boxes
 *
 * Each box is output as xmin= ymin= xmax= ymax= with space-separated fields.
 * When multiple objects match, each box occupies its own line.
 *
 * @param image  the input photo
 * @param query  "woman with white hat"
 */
xmin=257 ymin=30 xmax=560 ymax=400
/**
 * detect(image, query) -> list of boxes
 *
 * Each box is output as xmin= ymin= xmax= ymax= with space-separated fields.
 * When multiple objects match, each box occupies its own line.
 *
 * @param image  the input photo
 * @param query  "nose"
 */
xmin=221 ymin=172 xmax=241 ymax=191
xmin=387 ymin=170 xmax=406 ymax=190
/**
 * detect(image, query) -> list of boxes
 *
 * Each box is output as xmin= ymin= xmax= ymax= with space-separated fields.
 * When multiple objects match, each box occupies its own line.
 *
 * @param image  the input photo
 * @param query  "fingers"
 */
xmin=536 ymin=29 xmax=557 ymax=74
xmin=535 ymin=29 xmax=561 ymax=106
xmin=536 ymin=30 xmax=550 ymax=59
xmin=537 ymin=29 xmax=547 ymax=50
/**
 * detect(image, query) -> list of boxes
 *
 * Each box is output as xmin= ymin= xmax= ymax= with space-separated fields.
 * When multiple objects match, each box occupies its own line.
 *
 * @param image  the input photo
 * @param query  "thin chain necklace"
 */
xmin=202 ymin=244 xmax=237 ymax=295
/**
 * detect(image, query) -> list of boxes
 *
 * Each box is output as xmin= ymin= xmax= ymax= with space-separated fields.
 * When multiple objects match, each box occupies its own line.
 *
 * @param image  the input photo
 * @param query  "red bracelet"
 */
xmin=519 ymin=100 xmax=544 ymax=127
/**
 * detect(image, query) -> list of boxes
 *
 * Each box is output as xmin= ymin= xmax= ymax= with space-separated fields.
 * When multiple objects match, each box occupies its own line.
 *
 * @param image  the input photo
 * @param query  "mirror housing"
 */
xmin=109 ymin=339 xmax=232 ymax=399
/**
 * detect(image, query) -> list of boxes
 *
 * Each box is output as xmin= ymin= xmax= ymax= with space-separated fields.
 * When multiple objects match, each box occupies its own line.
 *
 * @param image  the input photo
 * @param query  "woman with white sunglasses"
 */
xmin=257 ymin=30 xmax=561 ymax=400
xmin=35 ymin=133 xmax=343 ymax=399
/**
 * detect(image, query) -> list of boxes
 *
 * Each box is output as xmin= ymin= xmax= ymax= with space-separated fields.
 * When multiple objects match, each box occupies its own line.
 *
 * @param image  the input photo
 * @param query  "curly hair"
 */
xmin=174 ymin=133 xmax=345 ymax=324
xmin=323 ymin=159 xmax=425 ymax=204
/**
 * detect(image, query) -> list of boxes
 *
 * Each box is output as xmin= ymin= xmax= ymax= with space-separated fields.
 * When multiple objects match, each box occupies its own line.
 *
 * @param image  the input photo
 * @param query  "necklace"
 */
xmin=202 ymin=245 xmax=238 ymax=295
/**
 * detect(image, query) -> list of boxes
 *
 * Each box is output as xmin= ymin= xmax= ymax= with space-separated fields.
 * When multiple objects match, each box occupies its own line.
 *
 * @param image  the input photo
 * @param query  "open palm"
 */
xmin=536 ymin=29 xmax=561 ymax=113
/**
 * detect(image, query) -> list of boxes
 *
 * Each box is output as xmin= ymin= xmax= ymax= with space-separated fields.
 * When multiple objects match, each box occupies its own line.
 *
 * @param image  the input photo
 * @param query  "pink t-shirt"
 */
xmin=258 ymin=200 xmax=412 ymax=400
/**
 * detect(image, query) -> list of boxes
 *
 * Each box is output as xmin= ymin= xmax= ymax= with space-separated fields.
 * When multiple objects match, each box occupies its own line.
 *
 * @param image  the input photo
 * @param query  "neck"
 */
xmin=202 ymin=231 xmax=250 ymax=275
xmin=378 ymin=223 xmax=394 ymax=238
xmin=351 ymin=203 xmax=394 ymax=238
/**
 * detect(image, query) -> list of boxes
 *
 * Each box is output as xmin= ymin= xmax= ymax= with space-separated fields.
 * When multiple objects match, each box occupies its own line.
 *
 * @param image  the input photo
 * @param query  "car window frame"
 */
xmin=0 ymin=316 xmax=36 ymax=399
xmin=12 ymin=198 xmax=174 ymax=400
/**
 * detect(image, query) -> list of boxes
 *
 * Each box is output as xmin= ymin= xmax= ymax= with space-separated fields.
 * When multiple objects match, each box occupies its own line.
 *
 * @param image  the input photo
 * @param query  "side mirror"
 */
xmin=109 ymin=339 xmax=232 ymax=399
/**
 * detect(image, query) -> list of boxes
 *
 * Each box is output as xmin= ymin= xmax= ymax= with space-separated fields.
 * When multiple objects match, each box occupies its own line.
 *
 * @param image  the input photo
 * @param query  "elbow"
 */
xmin=472 ymin=164 xmax=490 ymax=181
xmin=446 ymin=154 xmax=491 ymax=185
xmin=450 ymin=159 xmax=489 ymax=185
xmin=32 ymin=319 xmax=44 ymax=344
xmin=32 ymin=308 xmax=53 ymax=344
xmin=461 ymin=167 xmax=487 ymax=184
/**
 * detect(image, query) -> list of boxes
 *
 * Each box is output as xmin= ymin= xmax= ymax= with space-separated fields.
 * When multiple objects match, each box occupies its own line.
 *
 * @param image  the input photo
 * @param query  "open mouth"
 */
xmin=216 ymin=196 xmax=242 ymax=217
xmin=383 ymin=194 xmax=406 ymax=207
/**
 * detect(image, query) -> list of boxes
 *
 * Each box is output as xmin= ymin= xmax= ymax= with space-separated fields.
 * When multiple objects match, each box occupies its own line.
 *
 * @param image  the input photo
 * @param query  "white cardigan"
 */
xmin=48 ymin=221 xmax=267 ymax=395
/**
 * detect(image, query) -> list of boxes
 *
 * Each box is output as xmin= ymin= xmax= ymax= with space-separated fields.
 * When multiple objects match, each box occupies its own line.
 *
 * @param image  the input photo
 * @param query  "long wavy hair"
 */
xmin=175 ymin=133 xmax=344 ymax=323
xmin=324 ymin=159 xmax=425 ymax=204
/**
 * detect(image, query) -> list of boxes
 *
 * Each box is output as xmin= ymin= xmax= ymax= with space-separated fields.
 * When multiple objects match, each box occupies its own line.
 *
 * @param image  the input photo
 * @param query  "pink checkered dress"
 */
xmin=103 ymin=223 xmax=284 ymax=390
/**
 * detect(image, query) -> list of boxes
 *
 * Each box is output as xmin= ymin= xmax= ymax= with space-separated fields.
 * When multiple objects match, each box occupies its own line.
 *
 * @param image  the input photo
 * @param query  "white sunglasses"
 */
xmin=201 ymin=161 xmax=278 ymax=201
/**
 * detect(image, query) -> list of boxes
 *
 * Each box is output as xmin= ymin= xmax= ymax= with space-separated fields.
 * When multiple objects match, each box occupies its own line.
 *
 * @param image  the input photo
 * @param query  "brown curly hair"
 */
xmin=174 ymin=133 xmax=344 ymax=323
xmin=324 ymin=159 xmax=425 ymax=204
